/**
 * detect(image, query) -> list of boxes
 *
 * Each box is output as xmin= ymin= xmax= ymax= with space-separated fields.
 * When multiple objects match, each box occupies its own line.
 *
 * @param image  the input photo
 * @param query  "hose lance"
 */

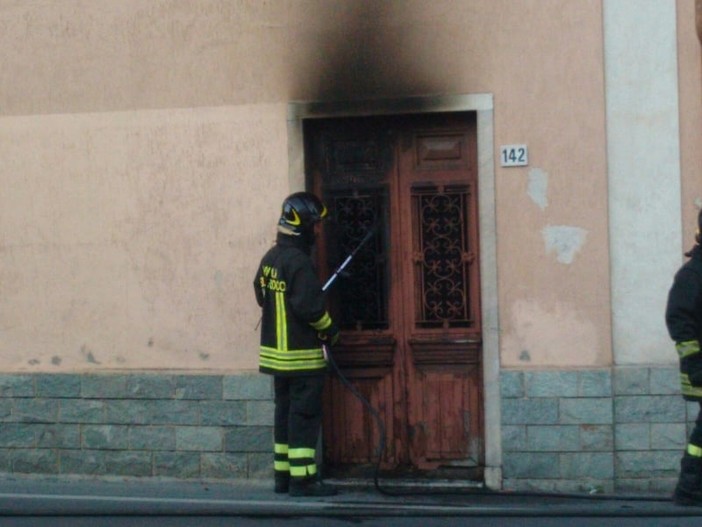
xmin=322 ymin=223 xmax=378 ymax=292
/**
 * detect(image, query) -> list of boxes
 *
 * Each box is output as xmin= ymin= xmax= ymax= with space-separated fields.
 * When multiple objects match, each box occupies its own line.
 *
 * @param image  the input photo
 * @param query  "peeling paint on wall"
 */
xmin=527 ymin=168 xmax=549 ymax=210
xmin=542 ymin=225 xmax=587 ymax=264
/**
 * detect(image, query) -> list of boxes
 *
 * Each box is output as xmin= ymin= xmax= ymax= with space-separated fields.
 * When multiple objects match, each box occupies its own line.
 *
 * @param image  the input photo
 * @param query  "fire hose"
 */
xmin=321 ymin=224 xmax=671 ymax=503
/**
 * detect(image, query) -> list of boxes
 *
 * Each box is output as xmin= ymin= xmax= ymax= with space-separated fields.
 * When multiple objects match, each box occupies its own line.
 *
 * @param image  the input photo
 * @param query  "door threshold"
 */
xmin=326 ymin=477 xmax=485 ymax=491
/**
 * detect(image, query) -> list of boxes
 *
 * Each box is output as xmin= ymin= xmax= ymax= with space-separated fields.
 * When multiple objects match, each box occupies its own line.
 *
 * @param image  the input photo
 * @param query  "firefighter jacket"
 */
xmin=666 ymin=245 xmax=702 ymax=401
xmin=254 ymin=233 xmax=334 ymax=376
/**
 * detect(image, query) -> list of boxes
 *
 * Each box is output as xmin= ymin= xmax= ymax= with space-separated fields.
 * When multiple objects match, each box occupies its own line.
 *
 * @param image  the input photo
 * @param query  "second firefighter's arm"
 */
xmin=666 ymin=268 xmax=702 ymax=385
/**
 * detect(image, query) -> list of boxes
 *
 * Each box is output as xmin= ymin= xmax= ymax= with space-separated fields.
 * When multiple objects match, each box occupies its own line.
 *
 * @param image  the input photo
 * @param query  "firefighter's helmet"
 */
xmin=278 ymin=192 xmax=328 ymax=236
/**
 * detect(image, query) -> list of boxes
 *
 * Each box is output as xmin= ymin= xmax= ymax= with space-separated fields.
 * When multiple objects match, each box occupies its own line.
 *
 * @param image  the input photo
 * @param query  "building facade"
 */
xmin=0 ymin=0 xmax=701 ymax=492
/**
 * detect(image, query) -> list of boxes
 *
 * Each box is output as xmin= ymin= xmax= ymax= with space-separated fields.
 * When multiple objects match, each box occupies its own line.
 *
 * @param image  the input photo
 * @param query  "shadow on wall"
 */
xmin=290 ymin=2 xmax=443 ymax=102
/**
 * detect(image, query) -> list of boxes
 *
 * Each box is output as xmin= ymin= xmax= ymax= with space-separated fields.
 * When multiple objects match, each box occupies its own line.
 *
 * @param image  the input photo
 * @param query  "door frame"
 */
xmin=287 ymin=94 xmax=502 ymax=489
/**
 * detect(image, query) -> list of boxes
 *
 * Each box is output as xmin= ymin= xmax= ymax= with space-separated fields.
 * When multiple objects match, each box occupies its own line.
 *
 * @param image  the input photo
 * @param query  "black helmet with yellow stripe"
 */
xmin=278 ymin=192 xmax=328 ymax=238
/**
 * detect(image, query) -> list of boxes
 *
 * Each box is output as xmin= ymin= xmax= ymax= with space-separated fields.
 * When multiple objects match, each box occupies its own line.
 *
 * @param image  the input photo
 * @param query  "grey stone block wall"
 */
xmin=501 ymin=366 xmax=692 ymax=493
xmin=0 ymin=367 xmax=691 ymax=491
xmin=0 ymin=373 xmax=274 ymax=480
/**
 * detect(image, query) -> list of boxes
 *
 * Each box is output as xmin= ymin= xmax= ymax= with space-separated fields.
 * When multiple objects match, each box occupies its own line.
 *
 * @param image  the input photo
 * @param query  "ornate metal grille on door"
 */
xmin=326 ymin=191 xmax=388 ymax=331
xmin=411 ymin=185 xmax=473 ymax=330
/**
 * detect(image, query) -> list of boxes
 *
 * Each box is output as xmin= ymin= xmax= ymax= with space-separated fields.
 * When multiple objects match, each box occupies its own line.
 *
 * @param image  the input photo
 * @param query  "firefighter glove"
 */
xmin=318 ymin=321 xmax=340 ymax=346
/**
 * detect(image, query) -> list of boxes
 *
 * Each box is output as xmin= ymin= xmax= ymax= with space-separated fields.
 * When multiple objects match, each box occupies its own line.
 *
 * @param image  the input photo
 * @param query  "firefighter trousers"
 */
xmin=684 ymin=402 xmax=702 ymax=458
xmin=273 ymin=375 xmax=326 ymax=480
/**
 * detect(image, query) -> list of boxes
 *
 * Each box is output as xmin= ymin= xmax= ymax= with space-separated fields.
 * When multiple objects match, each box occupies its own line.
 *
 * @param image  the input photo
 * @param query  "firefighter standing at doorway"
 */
xmin=253 ymin=192 xmax=339 ymax=497
xmin=666 ymin=209 xmax=702 ymax=506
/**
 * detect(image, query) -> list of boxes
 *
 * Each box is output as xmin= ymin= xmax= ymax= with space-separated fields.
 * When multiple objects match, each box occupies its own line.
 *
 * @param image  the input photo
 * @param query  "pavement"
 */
xmin=0 ymin=475 xmax=700 ymax=518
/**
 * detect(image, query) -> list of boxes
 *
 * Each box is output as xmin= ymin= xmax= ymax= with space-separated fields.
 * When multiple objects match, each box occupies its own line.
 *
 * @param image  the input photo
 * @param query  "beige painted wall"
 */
xmin=680 ymin=0 xmax=702 ymax=245
xmin=0 ymin=105 xmax=288 ymax=371
xmin=0 ymin=0 xmax=697 ymax=372
xmin=486 ymin=2 xmax=610 ymax=367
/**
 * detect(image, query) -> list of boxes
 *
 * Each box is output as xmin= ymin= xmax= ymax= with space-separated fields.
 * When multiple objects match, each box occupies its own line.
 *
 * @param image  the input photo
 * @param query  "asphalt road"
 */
xmin=1 ymin=515 xmax=702 ymax=526
xmin=0 ymin=476 xmax=700 ymax=527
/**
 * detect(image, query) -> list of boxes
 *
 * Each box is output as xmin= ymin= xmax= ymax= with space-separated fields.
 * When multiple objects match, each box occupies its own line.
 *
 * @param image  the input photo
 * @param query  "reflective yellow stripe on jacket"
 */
xmin=677 ymin=340 xmax=701 ymax=359
xmin=260 ymin=347 xmax=326 ymax=371
xmin=259 ymin=289 xmax=327 ymax=373
xmin=276 ymin=291 xmax=287 ymax=351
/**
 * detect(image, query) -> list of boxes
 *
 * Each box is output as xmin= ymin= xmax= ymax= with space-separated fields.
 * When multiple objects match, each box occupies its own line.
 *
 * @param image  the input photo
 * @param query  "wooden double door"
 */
xmin=305 ymin=112 xmax=483 ymax=477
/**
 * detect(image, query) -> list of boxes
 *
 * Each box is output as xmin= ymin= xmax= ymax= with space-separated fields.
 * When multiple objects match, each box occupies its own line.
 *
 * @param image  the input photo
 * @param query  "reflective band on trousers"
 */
xmin=680 ymin=373 xmax=702 ymax=398
xmin=689 ymin=444 xmax=702 ymax=457
xmin=290 ymin=464 xmax=317 ymax=477
xmin=274 ymin=460 xmax=290 ymax=471
xmin=289 ymin=447 xmax=315 ymax=459
xmin=274 ymin=443 xmax=290 ymax=473
xmin=289 ymin=447 xmax=317 ymax=477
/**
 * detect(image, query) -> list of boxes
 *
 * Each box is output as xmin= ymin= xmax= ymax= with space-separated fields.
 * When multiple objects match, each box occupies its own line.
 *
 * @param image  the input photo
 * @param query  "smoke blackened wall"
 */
xmin=0 ymin=1 xmax=470 ymax=115
xmin=288 ymin=1 xmax=444 ymax=102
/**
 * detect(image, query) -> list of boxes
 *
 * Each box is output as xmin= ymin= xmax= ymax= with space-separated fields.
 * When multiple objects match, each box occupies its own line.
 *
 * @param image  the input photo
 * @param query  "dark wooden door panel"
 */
xmin=414 ymin=366 xmax=483 ymax=464
xmin=324 ymin=372 xmax=397 ymax=465
xmin=397 ymin=115 xmax=483 ymax=469
xmin=307 ymin=113 xmax=483 ymax=477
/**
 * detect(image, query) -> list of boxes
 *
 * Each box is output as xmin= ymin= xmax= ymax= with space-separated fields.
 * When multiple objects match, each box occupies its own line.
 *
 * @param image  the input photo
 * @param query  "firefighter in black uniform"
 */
xmin=666 ymin=209 xmax=702 ymax=506
xmin=254 ymin=192 xmax=339 ymax=497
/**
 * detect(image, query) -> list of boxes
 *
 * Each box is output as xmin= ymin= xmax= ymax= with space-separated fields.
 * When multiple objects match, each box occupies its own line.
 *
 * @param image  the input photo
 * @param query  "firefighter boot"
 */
xmin=274 ymin=472 xmax=290 ymax=494
xmin=673 ymin=455 xmax=702 ymax=506
xmin=288 ymin=477 xmax=338 ymax=497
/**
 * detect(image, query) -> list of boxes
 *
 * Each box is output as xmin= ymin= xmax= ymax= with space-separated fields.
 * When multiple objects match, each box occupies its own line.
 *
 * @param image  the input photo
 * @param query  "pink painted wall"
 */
xmin=0 ymin=0 xmax=698 ymax=372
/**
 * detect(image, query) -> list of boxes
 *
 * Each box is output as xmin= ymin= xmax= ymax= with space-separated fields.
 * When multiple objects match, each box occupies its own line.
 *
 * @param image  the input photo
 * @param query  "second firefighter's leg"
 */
xmin=287 ymin=375 xmax=336 ymax=497
xmin=273 ymin=377 xmax=291 ymax=494
xmin=674 ymin=403 xmax=702 ymax=506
